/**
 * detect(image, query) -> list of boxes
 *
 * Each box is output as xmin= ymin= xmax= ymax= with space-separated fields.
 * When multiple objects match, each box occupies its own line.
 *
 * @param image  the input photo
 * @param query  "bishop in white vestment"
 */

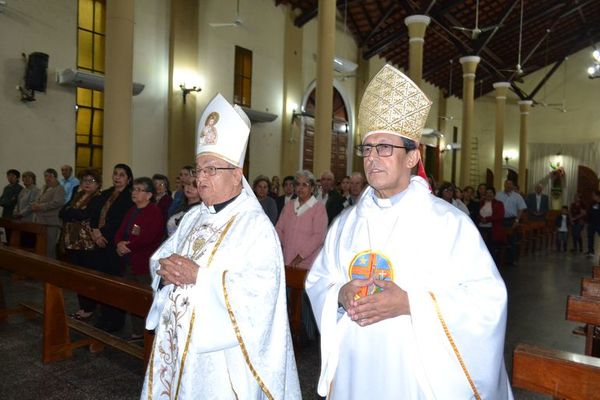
xmin=141 ymin=94 xmax=301 ymax=399
xmin=306 ymin=65 xmax=512 ymax=400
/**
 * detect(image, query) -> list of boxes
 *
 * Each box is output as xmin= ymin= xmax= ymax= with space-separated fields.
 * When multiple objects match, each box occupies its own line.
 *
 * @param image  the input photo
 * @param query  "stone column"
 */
xmin=518 ymin=100 xmax=532 ymax=192
xmin=459 ymin=56 xmax=480 ymax=187
xmin=313 ymin=0 xmax=335 ymax=176
xmin=103 ymin=0 xmax=134 ymax=183
xmin=281 ymin=8 xmax=303 ymax=177
xmin=493 ymin=82 xmax=510 ymax=190
xmin=404 ymin=15 xmax=430 ymax=88
xmin=167 ymin=0 xmax=199 ymax=182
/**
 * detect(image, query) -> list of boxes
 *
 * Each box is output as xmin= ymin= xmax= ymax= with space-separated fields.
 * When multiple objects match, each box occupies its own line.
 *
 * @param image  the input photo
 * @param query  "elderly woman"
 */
xmin=276 ymin=170 xmax=327 ymax=341
xmin=31 ymin=168 xmax=66 ymax=258
xmin=14 ymin=171 xmax=41 ymax=222
xmin=276 ymin=170 xmax=328 ymax=269
xmin=253 ymin=174 xmax=278 ymax=225
xmin=437 ymin=181 xmax=469 ymax=215
xmin=59 ymin=169 xmax=103 ymax=320
xmin=166 ymin=179 xmax=201 ymax=236
xmin=152 ymin=173 xmax=172 ymax=222
xmin=115 ymin=177 xmax=164 ymax=339
xmin=90 ymin=163 xmax=134 ymax=333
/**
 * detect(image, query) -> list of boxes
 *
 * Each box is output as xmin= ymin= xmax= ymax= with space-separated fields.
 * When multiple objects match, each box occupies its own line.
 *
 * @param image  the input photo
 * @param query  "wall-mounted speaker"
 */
xmin=25 ymin=52 xmax=49 ymax=92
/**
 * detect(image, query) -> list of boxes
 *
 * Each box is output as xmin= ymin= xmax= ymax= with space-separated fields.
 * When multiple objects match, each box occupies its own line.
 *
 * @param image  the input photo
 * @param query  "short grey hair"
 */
xmin=295 ymin=170 xmax=316 ymax=187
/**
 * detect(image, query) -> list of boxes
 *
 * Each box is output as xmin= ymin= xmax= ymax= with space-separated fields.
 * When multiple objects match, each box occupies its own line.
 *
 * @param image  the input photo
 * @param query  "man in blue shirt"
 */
xmin=60 ymin=165 xmax=79 ymax=203
xmin=496 ymin=179 xmax=527 ymax=265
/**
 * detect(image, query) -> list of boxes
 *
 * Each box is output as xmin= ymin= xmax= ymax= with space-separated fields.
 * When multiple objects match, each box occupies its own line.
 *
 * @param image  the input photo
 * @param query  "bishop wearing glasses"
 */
xmin=141 ymin=94 xmax=301 ymax=399
xmin=306 ymin=65 xmax=512 ymax=399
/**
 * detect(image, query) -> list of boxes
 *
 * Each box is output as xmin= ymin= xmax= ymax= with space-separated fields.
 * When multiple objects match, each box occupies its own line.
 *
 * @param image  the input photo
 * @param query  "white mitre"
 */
xmin=196 ymin=93 xmax=251 ymax=167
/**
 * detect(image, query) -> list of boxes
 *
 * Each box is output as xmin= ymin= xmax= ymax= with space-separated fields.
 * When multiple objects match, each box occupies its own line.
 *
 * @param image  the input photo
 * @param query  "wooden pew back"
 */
xmin=285 ymin=266 xmax=307 ymax=354
xmin=582 ymin=278 xmax=600 ymax=298
xmin=512 ymin=343 xmax=600 ymax=400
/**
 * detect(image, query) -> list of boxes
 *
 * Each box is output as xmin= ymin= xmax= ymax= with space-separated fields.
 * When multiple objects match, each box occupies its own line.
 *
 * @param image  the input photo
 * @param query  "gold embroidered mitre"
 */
xmin=358 ymin=64 xmax=432 ymax=142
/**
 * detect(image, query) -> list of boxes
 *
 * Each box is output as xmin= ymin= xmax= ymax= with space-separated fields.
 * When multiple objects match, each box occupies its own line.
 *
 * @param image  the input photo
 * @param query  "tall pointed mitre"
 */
xmin=196 ymin=93 xmax=251 ymax=167
xmin=358 ymin=64 xmax=432 ymax=142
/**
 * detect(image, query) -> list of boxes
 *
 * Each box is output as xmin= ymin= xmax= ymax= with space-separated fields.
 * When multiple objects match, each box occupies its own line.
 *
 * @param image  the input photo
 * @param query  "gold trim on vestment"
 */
xmin=172 ymin=214 xmax=237 ymax=399
xmin=174 ymin=309 xmax=196 ymax=399
xmin=146 ymin=343 xmax=155 ymax=400
xmin=222 ymin=270 xmax=275 ymax=400
xmin=429 ymin=292 xmax=481 ymax=400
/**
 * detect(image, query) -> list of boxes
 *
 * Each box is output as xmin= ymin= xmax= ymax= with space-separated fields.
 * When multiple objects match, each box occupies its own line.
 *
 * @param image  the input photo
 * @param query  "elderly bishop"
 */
xmin=141 ymin=94 xmax=301 ymax=399
xmin=306 ymin=65 xmax=513 ymax=399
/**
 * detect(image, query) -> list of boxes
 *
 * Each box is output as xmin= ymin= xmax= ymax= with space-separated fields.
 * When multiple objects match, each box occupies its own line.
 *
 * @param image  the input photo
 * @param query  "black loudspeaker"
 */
xmin=25 ymin=52 xmax=49 ymax=92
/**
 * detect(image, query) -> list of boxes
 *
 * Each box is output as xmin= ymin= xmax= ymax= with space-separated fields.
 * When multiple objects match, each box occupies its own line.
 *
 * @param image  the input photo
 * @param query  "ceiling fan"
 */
xmin=544 ymin=58 xmax=577 ymax=113
xmin=502 ymin=0 xmax=527 ymax=80
xmin=209 ymin=0 xmax=244 ymax=28
xmin=453 ymin=0 xmax=502 ymax=40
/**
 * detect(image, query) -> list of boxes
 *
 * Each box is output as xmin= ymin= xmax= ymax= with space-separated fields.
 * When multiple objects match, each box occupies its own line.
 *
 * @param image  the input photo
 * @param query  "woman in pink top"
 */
xmin=276 ymin=170 xmax=328 ymax=269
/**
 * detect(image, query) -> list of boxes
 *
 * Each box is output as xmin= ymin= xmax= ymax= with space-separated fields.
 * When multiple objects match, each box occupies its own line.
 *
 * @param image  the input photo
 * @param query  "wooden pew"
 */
xmin=512 ymin=343 xmax=600 ymax=400
xmin=285 ymin=265 xmax=308 ymax=355
xmin=0 ymin=217 xmax=47 ymax=255
xmin=0 ymin=245 xmax=153 ymax=363
xmin=594 ymin=266 xmax=600 ymax=279
xmin=0 ymin=218 xmax=47 ymax=323
xmin=582 ymin=278 xmax=600 ymax=298
xmin=567 ymin=295 xmax=600 ymax=356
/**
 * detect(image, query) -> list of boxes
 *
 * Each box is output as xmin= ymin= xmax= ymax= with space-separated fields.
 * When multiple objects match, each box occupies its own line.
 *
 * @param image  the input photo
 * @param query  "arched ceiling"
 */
xmin=274 ymin=0 xmax=600 ymax=100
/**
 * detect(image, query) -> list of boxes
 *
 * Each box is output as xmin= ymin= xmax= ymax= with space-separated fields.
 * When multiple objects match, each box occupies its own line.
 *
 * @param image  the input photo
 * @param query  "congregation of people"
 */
xmin=2 ymin=161 xmax=600 ymax=332
xmin=2 ymin=67 xmax=600 ymax=399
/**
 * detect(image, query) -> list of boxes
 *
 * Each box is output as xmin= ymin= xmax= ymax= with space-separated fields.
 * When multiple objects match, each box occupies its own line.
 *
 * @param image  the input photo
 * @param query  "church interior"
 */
xmin=1 ymin=0 xmax=600 ymax=398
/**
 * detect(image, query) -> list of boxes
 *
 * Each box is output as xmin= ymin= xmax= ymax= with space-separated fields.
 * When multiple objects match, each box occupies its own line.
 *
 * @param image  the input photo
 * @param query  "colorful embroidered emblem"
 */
xmin=348 ymin=250 xmax=394 ymax=297
xmin=199 ymin=111 xmax=219 ymax=145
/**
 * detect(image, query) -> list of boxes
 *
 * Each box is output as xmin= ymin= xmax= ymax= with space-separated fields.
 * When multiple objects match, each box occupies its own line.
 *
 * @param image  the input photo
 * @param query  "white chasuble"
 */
xmin=141 ymin=191 xmax=301 ymax=399
xmin=306 ymin=176 xmax=513 ymax=400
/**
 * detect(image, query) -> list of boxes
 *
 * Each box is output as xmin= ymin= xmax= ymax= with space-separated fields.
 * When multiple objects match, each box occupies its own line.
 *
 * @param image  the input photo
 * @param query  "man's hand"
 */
xmin=156 ymin=254 xmax=199 ymax=286
xmin=338 ymin=279 xmax=373 ymax=312
xmin=346 ymin=279 xmax=410 ymax=327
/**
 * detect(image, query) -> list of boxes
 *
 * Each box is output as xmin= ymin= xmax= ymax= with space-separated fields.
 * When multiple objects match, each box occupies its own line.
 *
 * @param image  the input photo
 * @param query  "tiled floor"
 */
xmin=0 ymin=248 xmax=597 ymax=399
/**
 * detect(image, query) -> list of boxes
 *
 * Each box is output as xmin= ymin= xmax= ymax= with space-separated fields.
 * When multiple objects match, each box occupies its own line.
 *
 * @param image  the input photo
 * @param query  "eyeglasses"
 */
xmin=294 ymin=181 xmax=311 ymax=188
xmin=355 ymin=143 xmax=407 ymax=157
xmin=82 ymin=178 xmax=96 ymax=183
xmin=192 ymin=166 xmax=236 ymax=177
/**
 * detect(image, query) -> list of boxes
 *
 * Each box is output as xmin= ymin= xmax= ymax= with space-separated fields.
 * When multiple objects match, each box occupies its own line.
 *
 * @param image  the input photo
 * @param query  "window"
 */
xmin=75 ymin=0 xmax=105 ymax=175
xmin=233 ymin=46 xmax=252 ymax=107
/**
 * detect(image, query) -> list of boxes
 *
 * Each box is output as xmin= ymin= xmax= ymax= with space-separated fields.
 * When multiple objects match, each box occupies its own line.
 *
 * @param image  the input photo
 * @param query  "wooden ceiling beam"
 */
xmin=529 ymin=58 xmax=564 ymax=100
xmin=362 ymin=3 xmax=399 ymax=46
xmin=474 ymin=0 xmax=520 ymax=55
xmin=294 ymin=0 xmax=362 ymax=28
xmin=363 ymin=29 xmax=407 ymax=59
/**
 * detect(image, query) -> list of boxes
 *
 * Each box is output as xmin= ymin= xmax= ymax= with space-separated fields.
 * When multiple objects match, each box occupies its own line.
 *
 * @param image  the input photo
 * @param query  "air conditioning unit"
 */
xmin=333 ymin=56 xmax=358 ymax=73
xmin=57 ymin=68 xmax=145 ymax=96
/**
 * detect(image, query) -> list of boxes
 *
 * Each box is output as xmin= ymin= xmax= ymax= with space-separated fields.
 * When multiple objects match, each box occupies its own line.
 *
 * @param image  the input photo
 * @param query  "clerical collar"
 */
xmin=371 ymin=187 xmax=407 ymax=208
xmin=207 ymin=194 xmax=240 ymax=214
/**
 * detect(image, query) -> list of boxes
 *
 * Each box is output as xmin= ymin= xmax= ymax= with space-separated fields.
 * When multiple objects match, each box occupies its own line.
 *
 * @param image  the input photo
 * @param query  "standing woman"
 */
xmin=276 ymin=170 xmax=328 ymax=269
xmin=59 ymin=169 xmax=102 ymax=319
xmin=114 ymin=177 xmax=164 ymax=339
xmin=253 ymin=175 xmax=278 ymax=225
xmin=570 ymin=193 xmax=586 ymax=252
xmin=478 ymin=187 xmax=506 ymax=262
xmin=152 ymin=173 xmax=172 ymax=222
xmin=31 ymin=168 xmax=66 ymax=258
xmin=91 ymin=163 xmax=134 ymax=333
xmin=166 ymin=180 xmax=201 ymax=236
xmin=14 ymin=171 xmax=41 ymax=222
